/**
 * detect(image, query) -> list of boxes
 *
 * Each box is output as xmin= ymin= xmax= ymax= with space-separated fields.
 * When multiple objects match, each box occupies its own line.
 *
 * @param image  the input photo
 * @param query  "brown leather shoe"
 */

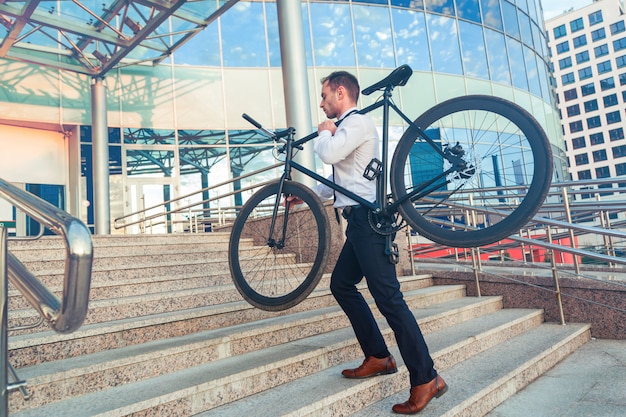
xmin=392 ymin=375 xmax=448 ymax=414
xmin=341 ymin=355 xmax=397 ymax=379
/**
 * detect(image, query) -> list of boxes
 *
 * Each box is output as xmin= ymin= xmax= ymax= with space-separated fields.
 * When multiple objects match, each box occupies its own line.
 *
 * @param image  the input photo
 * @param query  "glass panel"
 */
xmin=220 ymin=2 xmax=267 ymax=67
xmin=126 ymin=149 xmax=176 ymax=178
xmin=458 ymin=21 xmax=489 ymax=79
xmin=518 ymin=11 xmax=533 ymax=47
xmin=178 ymin=130 xmax=227 ymax=146
xmin=353 ymin=4 xmax=395 ymax=67
xmin=502 ymin=1 xmax=520 ymax=39
xmin=124 ymin=128 xmax=176 ymax=145
xmin=228 ymin=129 xmax=275 ymax=145
xmin=457 ymin=0 xmax=481 ymax=23
xmin=309 ymin=2 xmax=356 ymax=67
xmin=484 ymin=29 xmax=511 ymax=84
xmin=523 ymin=46 xmax=541 ymax=96
xmin=392 ymin=9 xmax=431 ymax=71
xmin=391 ymin=0 xmax=425 ymax=8
xmin=174 ymin=20 xmax=220 ymax=66
xmin=302 ymin=5 xmax=314 ymax=66
xmin=179 ymin=146 xmax=231 ymax=222
xmin=427 ymin=14 xmax=463 ymax=75
xmin=507 ymin=37 xmax=529 ymax=90
xmin=265 ymin=3 xmax=282 ymax=67
xmin=425 ymin=0 xmax=455 ymax=16
xmin=230 ymin=145 xmax=283 ymax=207
xmin=481 ymin=0 xmax=503 ymax=31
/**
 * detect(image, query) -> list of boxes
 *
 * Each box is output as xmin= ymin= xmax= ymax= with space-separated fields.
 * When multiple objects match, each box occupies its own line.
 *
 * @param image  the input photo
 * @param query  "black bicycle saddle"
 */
xmin=362 ymin=64 xmax=413 ymax=96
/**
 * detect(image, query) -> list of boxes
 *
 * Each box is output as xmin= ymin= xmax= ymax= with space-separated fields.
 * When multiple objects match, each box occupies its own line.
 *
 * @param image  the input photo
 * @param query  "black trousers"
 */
xmin=330 ymin=206 xmax=437 ymax=386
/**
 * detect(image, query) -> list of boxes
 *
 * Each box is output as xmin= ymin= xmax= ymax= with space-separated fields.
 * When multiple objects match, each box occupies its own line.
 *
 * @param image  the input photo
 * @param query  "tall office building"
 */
xmin=0 ymin=0 xmax=564 ymax=234
xmin=546 ymin=0 xmax=626 ymax=195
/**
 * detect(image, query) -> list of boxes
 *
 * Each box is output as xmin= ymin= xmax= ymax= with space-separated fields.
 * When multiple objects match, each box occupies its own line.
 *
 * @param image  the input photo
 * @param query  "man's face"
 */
xmin=320 ymin=81 xmax=340 ymax=119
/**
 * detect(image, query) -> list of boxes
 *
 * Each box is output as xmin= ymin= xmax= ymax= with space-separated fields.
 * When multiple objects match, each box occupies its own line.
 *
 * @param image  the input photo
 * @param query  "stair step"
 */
xmin=7 ymin=276 xmax=442 ymax=366
xmin=355 ymin=323 xmax=591 ymax=417
xmin=10 ymin=307 xmax=549 ymax=416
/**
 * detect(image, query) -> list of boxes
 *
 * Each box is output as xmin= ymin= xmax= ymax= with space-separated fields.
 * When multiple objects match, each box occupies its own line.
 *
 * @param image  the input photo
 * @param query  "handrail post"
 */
xmin=546 ymin=226 xmax=566 ymax=325
xmin=561 ymin=188 xmax=580 ymax=274
xmin=1 ymin=226 xmax=7 ymax=417
xmin=407 ymin=226 xmax=415 ymax=276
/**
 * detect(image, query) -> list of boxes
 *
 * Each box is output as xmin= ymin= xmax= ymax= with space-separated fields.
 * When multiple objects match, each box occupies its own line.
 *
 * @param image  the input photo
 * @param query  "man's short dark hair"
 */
xmin=321 ymin=71 xmax=360 ymax=102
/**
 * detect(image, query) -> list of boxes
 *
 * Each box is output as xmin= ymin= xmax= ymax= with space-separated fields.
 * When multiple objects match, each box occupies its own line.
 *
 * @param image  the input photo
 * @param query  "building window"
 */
xmin=559 ymin=56 xmax=572 ymax=69
xmin=581 ymin=83 xmax=595 ymax=96
xmin=567 ymin=104 xmax=581 ymax=117
xmin=578 ymin=66 xmax=593 ymax=80
xmin=575 ymin=153 xmax=589 ymax=165
xmin=556 ymin=41 xmax=570 ymax=54
xmin=570 ymin=17 xmax=584 ymax=32
xmin=570 ymin=120 xmax=584 ymax=133
xmin=590 ymin=132 xmax=604 ymax=145
xmin=575 ymin=50 xmax=590 ymax=63
xmin=610 ymin=20 xmax=626 ymax=35
xmin=573 ymin=34 xmax=587 ymax=48
xmin=587 ymin=115 xmax=602 ymax=129
xmin=597 ymin=60 xmax=612 ymax=74
xmin=620 ymin=73 xmax=626 ymax=85
xmin=613 ymin=37 xmax=626 ymax=52
xmin=564 ymin=88 xmax=578 ymax=101
xmin=589 ymin=10 xmax=603 ymax=26
xmin=553 ymin=24 xmax=567 ymax=39
xmin=600 ymin=77 xmax=615 ymax=90
xmin=594 ymin=44 xmax=609 ymax=57
xmin=603 ymin=94 xmax=619 ymax=107
xmin=616 ymin=163 xmax=626 ymax=175
xmin=561 ymin=72 xmax=575 ymax=85
xmin=609 ymin=127 xmax=625 ymax=141
xmin=584 ymin=99 xmax=599 ymax=112
xmin=607 ymin=110 xmax=622 ymax=124
xmin=593 ymin=149 xmax=608 ymax=162
xmin=578 ymin=169 xmax=592 ymax=179
xmin=617 ymin=56 xmax=626 ymax=69
xmin=572 ymin=136 xmax=586 ymax=149
xmin=613 ymin=145 xmax=626 ymax=158
xmin=591 ymin=27 xmax=606 ymax=41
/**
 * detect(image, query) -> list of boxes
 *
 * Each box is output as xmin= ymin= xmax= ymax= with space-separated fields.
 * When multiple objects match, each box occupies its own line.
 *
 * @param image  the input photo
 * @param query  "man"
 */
xmin=313 ymin=71 xmax=447 ymax=414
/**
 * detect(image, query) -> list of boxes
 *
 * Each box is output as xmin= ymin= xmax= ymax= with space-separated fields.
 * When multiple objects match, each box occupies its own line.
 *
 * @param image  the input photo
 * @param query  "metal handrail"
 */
xmin=0 ymin=178 xmax=93 ymax=333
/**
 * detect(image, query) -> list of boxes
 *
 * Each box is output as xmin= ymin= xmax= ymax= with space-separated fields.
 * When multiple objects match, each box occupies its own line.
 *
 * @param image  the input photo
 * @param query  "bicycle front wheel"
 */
xmin=391 ymin=95 xmax=552 ymax=248
xmin=228 ymin=180 xmax=331 ymax=311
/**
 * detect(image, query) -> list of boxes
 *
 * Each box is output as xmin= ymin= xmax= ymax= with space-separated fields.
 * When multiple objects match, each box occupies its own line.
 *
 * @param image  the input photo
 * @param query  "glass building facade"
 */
xmin=0 ymin=0 xmax=565 ymax=233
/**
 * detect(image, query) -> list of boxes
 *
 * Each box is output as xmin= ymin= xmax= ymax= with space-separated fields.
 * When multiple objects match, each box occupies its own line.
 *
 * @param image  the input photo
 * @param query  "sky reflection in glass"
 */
xmin=353 ymin=4 xmax=396 ymax=67
xmin=427 ymin=14 xmax=463 ymax=75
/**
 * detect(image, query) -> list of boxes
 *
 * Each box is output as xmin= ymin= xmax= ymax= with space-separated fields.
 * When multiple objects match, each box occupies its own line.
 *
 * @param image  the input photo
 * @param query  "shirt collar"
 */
xmin=339 ymin=107 xmax=359 ymax=121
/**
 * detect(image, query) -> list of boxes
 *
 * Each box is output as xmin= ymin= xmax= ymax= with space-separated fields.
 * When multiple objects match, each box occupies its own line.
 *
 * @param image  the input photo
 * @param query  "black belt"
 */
xmin=341 ymin=205 xmax=361 ymax=219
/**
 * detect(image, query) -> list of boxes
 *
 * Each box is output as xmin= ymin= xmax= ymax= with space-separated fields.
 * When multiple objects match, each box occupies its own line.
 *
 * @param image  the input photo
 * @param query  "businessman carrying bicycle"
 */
xmin=311 ymin=70 xmax=448 ymax=414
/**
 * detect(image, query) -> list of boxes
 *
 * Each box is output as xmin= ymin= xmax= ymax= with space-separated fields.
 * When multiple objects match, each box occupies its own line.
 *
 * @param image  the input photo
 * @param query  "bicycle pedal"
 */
xmin=389 ymin=242 xmax=399 ymax=264
xmin=363 ymin=158 xmax=382 ymax=180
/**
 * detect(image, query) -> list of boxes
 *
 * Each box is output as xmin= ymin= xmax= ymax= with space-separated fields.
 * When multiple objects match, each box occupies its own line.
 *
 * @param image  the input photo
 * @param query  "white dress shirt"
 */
xmin=313 ymin=107 xmax=379 ymax=208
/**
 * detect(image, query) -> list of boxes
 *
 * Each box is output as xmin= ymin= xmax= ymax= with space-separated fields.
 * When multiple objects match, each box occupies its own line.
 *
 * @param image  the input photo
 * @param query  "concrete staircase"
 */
xmin=5 ymin=234 xmax=591 ymax=416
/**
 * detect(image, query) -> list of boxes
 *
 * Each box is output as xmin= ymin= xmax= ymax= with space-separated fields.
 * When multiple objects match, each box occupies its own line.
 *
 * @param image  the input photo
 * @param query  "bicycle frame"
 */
xmin=275 ymin=85 xmax=461 ymax=219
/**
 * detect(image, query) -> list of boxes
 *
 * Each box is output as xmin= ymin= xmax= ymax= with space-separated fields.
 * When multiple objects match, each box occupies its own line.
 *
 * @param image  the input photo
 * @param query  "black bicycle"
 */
xmin=229 ymin=65 xmax=553 ymax=311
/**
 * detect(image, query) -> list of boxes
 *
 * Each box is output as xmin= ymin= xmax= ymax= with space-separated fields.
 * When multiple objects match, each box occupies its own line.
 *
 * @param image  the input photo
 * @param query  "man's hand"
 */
xmin=318 ymin=120 xmax=337 ymax=135
xmin=284 ymin=195 xmax=304 ymax=208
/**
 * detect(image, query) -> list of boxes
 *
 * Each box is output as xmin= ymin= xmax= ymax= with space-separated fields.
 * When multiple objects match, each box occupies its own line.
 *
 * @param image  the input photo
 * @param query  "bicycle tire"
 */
xmin=391 ymin=95 xmax=552 ymax=247
xmin=229 ymin=180 xmax=331 ymax=311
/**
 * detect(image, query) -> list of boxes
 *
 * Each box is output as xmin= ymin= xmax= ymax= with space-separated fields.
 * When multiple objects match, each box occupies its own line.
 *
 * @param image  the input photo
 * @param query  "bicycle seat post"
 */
xmin=377 ymin=86 xmax=393 ymax=214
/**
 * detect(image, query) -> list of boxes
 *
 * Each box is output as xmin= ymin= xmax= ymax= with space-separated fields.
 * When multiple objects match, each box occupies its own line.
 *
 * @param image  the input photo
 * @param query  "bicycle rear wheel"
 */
xmin=229 ymin=180 xmax=331 ymax=311
xmin=391 ymin=95 xmax=552 ymax=247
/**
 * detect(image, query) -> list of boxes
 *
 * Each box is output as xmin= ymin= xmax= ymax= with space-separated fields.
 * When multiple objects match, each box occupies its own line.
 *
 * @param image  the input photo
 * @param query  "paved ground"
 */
xmin=487 ymin=338 xmax=626 ymax=417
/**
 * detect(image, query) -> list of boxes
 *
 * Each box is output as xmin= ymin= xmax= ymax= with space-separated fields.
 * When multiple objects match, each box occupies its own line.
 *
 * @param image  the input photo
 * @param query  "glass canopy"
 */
xmin=0 ymin=0 xmax=239 ymax=76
